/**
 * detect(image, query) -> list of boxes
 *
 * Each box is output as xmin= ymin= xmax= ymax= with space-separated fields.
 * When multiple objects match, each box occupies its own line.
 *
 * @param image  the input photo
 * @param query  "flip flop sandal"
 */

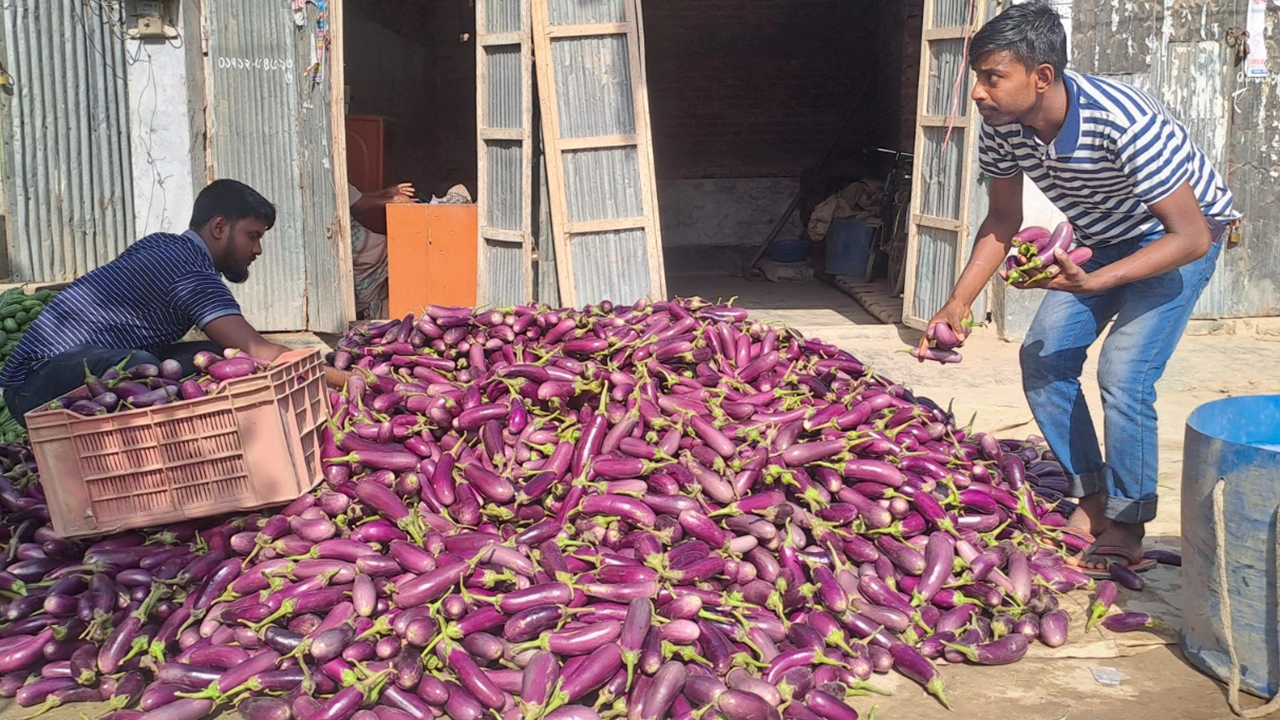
xmin=1078 ymin=544 xmax=1158 ymax=579
xmin=1054 ymin=526 xmax=1095 ymax=555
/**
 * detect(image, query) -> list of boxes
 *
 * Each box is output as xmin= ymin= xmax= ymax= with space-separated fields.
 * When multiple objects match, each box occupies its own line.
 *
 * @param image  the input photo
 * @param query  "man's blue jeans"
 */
xmin=1 ymin=341 xmax=221 ymax=428
xmin=1019 ymin=222 xmax=1225 ymax=524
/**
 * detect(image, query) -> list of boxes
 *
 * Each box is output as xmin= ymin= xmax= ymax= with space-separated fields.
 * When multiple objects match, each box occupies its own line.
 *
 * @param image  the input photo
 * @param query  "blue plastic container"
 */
xmin=1182 ymin=395 xmax=1280 ymax=697
xmin=825 ymin=218 xmax=874 ymax=276
xmin=768 ymin=238 xmax=808 ymax=264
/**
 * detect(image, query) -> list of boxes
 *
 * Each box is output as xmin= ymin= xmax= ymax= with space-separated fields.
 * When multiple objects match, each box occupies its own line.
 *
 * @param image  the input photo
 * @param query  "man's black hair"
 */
xmin=969 ymin=1 xmax=1068 ymax=81
xmin=189 ymin=179 xmax=277 ymax=230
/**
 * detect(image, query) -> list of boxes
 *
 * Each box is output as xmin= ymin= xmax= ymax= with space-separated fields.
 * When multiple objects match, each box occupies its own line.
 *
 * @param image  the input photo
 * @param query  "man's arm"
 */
xmin=202 ymin=315 xmax=290 ymax=363
xmin=1023 ymin=182 xmax=1212 ymax=294
xmin=351 ymin=183 xmax=416 ymax=235
xmin=205 ymin=317 xmax=351 ymax=389
xmin=352 ymin=183 xmax=416 ymax=214
xmin=919 ymin=173 xmax=1025 ymax=348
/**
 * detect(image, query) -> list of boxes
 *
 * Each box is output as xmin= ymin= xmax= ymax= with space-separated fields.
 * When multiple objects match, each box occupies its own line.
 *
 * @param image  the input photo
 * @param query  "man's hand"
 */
xmin=1009 ymin=247 xmax=1096 ymax=293
xmin=324 ymin=366 xmax=352 ymax=390
xmin=204 ymin=315 xmax=289 ymax=363
xmin=374 ymin=183 xmax=416 ymax=204
xmin=917 ymin=300 xmax=973 ymax=361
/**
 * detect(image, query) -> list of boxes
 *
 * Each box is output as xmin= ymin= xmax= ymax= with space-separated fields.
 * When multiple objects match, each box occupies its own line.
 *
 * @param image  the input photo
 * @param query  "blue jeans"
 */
xmin=1019 ymin=221 xmax=1225 ymax=524
xmin=1 ymin=341 xmax=221 ymax=428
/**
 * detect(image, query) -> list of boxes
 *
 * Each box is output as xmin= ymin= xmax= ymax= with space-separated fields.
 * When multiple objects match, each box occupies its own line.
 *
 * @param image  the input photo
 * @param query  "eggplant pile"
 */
xmin=0 ymin=298 xmax=1160 ymax=720
xmin=1004 ymin=223 xmax=1093 ymax=286
xmin=46 ymin=349 xmax=272 ymax=417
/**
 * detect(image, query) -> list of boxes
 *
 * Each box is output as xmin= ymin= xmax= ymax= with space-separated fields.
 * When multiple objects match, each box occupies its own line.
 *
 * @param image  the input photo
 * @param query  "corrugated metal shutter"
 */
xmin=902 ymin=0 xmax=989 ymax=330
xmin=0 ymin=0 xmax=135 ymax=282
xmin=530 ymin=0 xmax=665 ymax=308
xmin=1160 ymin=41 xmax=1234 ymax=319
xmin=476 ymin=0 xmax=534 ymax=307
xmin=203 ymin=0 xmax=353 ymax=332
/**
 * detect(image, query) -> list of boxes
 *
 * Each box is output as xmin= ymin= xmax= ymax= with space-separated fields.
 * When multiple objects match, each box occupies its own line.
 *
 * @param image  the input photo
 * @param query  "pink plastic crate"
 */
xmin=27 ymin=348 xmax=329 ymax=538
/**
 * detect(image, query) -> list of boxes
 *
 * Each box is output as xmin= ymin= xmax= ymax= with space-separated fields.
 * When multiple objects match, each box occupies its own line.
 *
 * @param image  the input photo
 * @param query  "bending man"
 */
xmin=922 ymin=2 xmax=1237 ymax=575
xmin=0 ymin=180 xmax=321 ymax=425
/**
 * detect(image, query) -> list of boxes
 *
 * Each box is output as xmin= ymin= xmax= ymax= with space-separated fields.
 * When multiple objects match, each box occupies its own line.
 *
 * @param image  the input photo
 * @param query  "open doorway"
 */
xmin=341 ymin=0 xmax=479 ymax=318
xmin=343 ymin=0 xmax=477 ymax=198
xmin=339 ymin=0 xmax=928 ymax=320
xmin=643 ymin=0 xmax=924 ymax=324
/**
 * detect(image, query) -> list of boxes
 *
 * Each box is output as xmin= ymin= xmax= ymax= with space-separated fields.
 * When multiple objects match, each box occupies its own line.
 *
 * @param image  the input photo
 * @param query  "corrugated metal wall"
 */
xmin=297 ymin=2 xmax=350 ymax=334
xmin=1070 ymin=0 xmax=1272 ymax=319
xmin=476 ymin=0 xmax=533 ymax=308
xmin=204 ymin=0 xmax=348 ymax=332
xmin=0 ymin=0 xmax=135 ymax=282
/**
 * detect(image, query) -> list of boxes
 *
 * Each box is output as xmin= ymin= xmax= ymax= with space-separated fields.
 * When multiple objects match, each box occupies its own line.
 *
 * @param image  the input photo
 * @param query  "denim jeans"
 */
xmin=1019 ymin=220 xmax=1225 ymax=524
xmin=2 ymin=341 xmax=221 ymax=428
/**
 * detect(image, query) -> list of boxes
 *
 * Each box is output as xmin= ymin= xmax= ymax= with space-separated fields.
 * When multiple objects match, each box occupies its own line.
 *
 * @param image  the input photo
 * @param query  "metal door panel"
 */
xmin=204 ymin=0 xmax=352 ymax=331
xmin=477 ymin=0 xmax=534 ymax=307
xmin=531 ymin=0 xmax=664 ymax=307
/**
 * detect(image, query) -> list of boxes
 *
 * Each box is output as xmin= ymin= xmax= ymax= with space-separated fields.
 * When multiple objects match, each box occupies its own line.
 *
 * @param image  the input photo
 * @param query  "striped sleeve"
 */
xmin=1115 ymin=113 xmax=1194 ymax=207
xmin=170 ymin=269 xmax=241 ymax=329
xmin=978 ymin=123 xmax=1020 ymax=178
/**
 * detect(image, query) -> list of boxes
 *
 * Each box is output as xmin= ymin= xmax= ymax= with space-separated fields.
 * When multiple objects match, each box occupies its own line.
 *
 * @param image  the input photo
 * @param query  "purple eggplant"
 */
xmin=519 ymin=651 xmax=560 ymax=716
xmin=1100 ymin=611 xmax=1161 ymax=633
xmin=946 ymin=634 xmax=1029 ymax=665
xmin=716 ymin=689 xmax=780 ymax=720
xmin=556 ymin=643 xmax=623 ymax=702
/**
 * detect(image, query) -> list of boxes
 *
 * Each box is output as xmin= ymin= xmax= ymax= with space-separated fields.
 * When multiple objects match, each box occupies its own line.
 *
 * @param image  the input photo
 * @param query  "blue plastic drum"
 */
xmin=1182 ymin=395 xmax=1280 ymax=697
xmin=768 ymin=239 xmax=808 ymax=264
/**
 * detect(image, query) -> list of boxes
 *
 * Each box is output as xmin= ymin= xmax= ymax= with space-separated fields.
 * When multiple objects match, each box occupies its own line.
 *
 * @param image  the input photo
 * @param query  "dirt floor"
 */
xmin=5 ymin=275 xmax=1278 ymax=720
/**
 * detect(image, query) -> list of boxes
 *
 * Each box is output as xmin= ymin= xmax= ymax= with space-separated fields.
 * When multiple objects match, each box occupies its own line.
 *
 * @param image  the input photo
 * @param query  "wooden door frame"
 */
xmin=902 ymin=1 xmax=986 ymax=330
xmin=327 ymin=0 xmax=356 ymax=327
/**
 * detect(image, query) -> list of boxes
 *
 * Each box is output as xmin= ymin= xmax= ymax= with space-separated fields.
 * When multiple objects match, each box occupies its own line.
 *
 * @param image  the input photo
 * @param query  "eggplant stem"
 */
xmin=247 ymin=597 xmax=297 ymax=634
xmin=730 ymin=651 xmax=769 ymax=669
xmin=21 ymin=697 xmax=61 ymax=720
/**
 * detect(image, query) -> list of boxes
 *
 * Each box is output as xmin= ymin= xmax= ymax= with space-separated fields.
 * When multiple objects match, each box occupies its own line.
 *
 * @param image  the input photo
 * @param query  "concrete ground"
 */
xmin=4 ymin=275 xmax=1276 ymax=720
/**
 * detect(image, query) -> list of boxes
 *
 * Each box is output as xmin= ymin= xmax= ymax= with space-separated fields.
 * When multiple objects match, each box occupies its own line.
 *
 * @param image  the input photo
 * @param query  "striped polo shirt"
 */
xmin=979 ymin=71 xmax=1237 ymax=246
xmin=0 ymin=230 xmax=242 ymax=388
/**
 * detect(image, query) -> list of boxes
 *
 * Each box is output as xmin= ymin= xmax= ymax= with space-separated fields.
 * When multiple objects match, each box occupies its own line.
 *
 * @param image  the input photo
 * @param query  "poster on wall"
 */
xmin=1245 ymin=0 xmax=1268 ymax=78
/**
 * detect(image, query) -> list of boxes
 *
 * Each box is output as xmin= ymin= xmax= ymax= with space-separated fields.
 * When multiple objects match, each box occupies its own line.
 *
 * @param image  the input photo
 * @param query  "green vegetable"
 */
xmin=0 ymin=286 xmax=59 ymax=441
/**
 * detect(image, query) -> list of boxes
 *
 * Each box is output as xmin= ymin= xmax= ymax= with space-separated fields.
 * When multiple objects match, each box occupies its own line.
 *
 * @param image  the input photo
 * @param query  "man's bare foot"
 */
xmin=1075 ymin=522 xmax=1146 ymax=571
xmin=1065 ymin=492 xmax=1110 ymax=539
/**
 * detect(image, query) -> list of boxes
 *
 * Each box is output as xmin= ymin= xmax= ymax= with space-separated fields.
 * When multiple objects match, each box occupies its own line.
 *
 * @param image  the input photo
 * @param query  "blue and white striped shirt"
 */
xmin=979 ymin=71 xmax=1237 ymax=246
xmin=0 ymin=230 xmax=242 ymax=388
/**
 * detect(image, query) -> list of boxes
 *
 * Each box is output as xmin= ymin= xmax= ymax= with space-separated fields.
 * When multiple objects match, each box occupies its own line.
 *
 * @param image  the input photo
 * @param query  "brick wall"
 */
xmin=642 ymin=0 xmax=913 ymax=180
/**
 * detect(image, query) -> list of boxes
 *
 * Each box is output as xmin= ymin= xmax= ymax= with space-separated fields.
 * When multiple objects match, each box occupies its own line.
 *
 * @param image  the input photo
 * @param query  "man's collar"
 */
xmin=1053 ymin=71 xmax=1083 ymax=156
xmin=1018 ymin=71 xmax=1083 ymax=157
xmin=183 ymin=228 xmax=213 ymax=260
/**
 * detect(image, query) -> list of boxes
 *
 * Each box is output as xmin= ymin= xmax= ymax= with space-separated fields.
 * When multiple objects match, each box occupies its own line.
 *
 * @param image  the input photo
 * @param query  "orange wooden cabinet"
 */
xmin=385 ymin=204 xmax=479 ymax=317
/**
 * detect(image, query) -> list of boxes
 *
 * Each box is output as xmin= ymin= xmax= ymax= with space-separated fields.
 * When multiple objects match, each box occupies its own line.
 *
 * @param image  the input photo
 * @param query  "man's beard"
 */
xmin=225 ymin=267 xmax=250 ymax=284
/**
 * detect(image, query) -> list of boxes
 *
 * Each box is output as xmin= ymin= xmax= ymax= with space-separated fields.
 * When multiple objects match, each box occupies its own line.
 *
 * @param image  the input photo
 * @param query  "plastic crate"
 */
xmin=26 ymin=348 xmax=329 ymax=538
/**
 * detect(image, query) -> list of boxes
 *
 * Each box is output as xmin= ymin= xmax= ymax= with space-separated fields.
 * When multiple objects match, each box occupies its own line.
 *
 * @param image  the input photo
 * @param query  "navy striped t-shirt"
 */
xmin=979 ymin=71 xmax=1237 ymax=246
xmin=0 ymin=230 xmax=242 ymax=388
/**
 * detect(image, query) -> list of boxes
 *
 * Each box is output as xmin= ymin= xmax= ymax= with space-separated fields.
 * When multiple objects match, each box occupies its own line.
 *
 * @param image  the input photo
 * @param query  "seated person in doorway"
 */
xmin=0 ymin=179 xmax=343 ymax=427
xmin=349 ymin=182 xmax=415 ymax=320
